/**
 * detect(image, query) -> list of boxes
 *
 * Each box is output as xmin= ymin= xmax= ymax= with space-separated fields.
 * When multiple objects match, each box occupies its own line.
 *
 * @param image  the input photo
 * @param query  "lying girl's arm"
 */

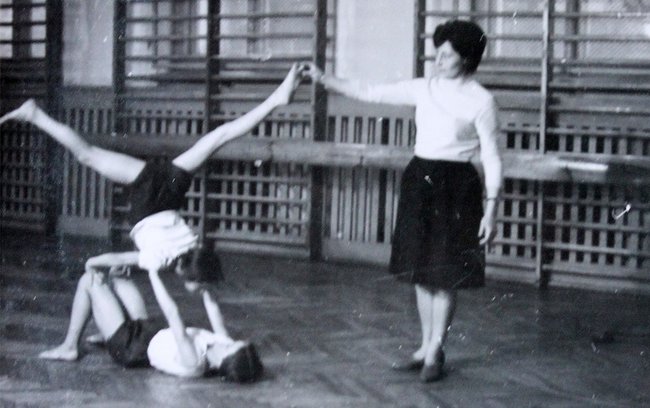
xmin=201 ymin=288 xmax=231 ymax=338
xmin=147 ymin=269 xmax=200 ymax=368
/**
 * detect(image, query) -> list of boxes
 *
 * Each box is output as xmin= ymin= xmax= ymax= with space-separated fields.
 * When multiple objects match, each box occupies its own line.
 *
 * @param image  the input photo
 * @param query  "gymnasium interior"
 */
xmin=1 ymin=1 xmax=648 ymax=407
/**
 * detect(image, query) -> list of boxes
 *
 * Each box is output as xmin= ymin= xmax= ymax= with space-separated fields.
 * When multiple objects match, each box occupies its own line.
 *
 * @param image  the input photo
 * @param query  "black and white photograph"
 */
xmin=0 ymin=1 xmax=648 ymax=407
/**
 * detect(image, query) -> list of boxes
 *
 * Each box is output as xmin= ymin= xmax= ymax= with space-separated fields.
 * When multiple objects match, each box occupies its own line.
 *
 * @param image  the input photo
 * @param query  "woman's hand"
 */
xmin=478 ymin=201 xmax=498 ymax=245
xmin=271 ymin=63 xmax=307 ymax=106
xmin=302 ymin=62 xmax=324 ymax=83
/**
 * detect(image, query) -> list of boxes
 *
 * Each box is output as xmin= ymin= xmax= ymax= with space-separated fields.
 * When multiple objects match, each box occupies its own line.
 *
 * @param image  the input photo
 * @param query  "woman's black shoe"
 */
xmin=420 ymin=362 xmax=444 ymax=382
xmin=391 ymin=359 xmax=424 ymax=371
xmin=420 ymin=350 xmax=445 ymax=382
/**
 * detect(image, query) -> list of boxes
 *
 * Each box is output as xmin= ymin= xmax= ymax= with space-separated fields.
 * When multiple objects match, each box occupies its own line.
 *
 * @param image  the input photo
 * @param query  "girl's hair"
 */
xmin=176 ymin=247 xmax=224 ymax=284
xmin=218 ymin=343 xmax=264 ymax=382
xmin=433 ymin=20 xmax=487 ymax=75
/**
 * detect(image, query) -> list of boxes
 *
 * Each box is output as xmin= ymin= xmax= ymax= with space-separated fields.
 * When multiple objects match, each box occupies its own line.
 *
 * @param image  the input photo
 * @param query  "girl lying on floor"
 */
xmin=39 ymin=249 xmax=263 ymax=382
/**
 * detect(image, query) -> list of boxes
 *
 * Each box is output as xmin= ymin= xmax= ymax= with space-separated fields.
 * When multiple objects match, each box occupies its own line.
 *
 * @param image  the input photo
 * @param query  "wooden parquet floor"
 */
xmin=1 ymin=233 xmax=649 ymax=408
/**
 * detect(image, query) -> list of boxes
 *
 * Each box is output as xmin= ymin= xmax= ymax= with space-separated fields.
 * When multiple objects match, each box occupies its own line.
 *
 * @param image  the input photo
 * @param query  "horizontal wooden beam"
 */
xmin=86 ymin=134 xmax=650 ymax=186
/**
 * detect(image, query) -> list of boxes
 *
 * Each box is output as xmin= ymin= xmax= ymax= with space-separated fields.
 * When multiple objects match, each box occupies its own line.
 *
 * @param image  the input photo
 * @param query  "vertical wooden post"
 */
xmin=111 ymin=0 xmax=127 ymax=247
xmin=12 ymin=2 xmax=30 ymax=59
xmin=564 ymin=0 xmax=579 ymax=65
xmin=413 ymin=0 xmax=426 ymax=78
xmin=203 ymin=0 xmax=221 ymax=247
xmin=113 ymin=0 xmax=127 ymax=136
xmin=45 ymin=0 xmax=64 ymax=234
xmin=309 ymin=0 xmax=328 ymax=260
xmin=536 ymin=0 xmax=554 ymax=288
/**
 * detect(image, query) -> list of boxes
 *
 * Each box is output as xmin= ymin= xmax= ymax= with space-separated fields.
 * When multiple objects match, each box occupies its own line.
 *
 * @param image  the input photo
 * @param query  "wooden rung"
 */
xmin=543 ymin=219 xmax=648 ymax=234
xmin=547 ymin=127 xmax=650 ymax=138
xmin=549 ymin=104 xmax=650 ymax=116
xmin=205 ymin=230 xmax=306 ymax=245
xmin=209 ymin=94 xmax=311 ymax=102
xmin=0 ymin=21 xmax=46 ymax=27
xmin=546 ymin=242 xmax=650 ymax=257
xmin=205 ymin=213 xmax=308 ymax=225
xmin=212 ymin=54 xmax=312 ymax=62
xmin=206 ymin=173 xmax=309 ymax=184
xmin=552 ymin=34 xmax=650 ymax=43
xmin=119 ymin=94 xmax=204 ymax=102
xmin=0 ymin=2 xmax=46 ymax=9
xmin=420 ymin=10 xmax=542 ymax=18
xmin=205 ymin=193 xmax=307 ymax=205
xmin=124 ymin=73 xmax=204 ymax=83
xmin=0 ymin=39 xmax=46 ymax=45
xmin=420 ymin=32 xmax=540 ymax=41
xmin=208 ymin=112 xmax=311 ymax=122
xmin=115 ymin=113 xmax=203 ymax=120
xmin=121 ymin=55 xmax=206 ymax=63
xmin=213 ymin=33 xmax=315 ymax=40
xmin=210 ymin=73 xmax=287 ymax=83
xmin=1 ymin=197 xmax=46 ymax=205
xmin=120 ymin=34 xmax=206 ymax=42
xmin=491 ymin=238 xmax=537 ymax=247
xmin=125 ymin=15 xmax=205 ymax=24
xmin=0 ymin=73 xmax=46 ymax=80
xmin=214 ymin=12 xmax=315 ymax=19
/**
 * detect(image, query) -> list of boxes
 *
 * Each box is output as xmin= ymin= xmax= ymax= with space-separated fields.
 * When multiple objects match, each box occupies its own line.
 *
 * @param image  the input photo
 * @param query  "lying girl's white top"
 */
xmin=147 ymin=327 xmax=230 ymax=377
xmin=337 ymin=76 xmax=502 ymax=198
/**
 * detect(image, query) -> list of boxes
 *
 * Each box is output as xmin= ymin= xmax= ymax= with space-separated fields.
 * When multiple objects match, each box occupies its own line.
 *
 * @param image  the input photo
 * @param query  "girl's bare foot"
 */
xmin=271 ymin=63 xmax=304 ymax=106
xmin=85 ymin=333 xmax=105 ymax=345
xmin=0 ymin=99 xmax=38 ymax=126
xmin=38 ymin=344 xmax=79 ymax=361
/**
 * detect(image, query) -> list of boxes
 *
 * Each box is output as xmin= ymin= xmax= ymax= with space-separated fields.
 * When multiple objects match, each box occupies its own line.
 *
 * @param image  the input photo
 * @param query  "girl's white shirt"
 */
xmin=147 ymin=327 xmax=232 ymax=377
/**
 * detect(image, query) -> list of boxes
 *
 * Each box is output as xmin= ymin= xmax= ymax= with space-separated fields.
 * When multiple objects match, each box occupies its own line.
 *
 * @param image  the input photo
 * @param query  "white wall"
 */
xmin=335 ymin=0 xmax=414 ymax=81
xmin=63 ymin=0 xmax=113 ymax=86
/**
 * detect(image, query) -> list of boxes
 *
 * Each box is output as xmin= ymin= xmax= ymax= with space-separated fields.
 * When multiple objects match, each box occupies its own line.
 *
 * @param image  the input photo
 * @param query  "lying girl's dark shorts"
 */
xmin=105 ymin=318 xmax=165 ymax=368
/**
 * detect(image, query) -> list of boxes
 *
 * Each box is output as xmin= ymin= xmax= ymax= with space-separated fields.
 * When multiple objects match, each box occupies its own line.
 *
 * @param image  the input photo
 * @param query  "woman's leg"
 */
xmin=424 ymin=289 xmax=456 ymax=365
xmin=418 ymin=288 xmax=456 ymax=381
xmin=413 ymin=285 xmax=433 ymax=360
xmin=0 ymin=100 xmax=145 ymax=184
xmin=39 ymin=270 xmax=127 ymax=361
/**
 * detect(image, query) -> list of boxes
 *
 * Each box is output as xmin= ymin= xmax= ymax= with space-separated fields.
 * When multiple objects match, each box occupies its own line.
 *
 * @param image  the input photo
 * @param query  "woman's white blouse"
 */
xmin=339 ymin=76 xmax=502 ymax=198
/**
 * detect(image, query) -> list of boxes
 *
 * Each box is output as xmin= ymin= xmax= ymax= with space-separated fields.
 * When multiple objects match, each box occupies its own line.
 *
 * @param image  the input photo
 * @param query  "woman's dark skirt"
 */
xmin=389 ymin=157 xmax=485 ymax=290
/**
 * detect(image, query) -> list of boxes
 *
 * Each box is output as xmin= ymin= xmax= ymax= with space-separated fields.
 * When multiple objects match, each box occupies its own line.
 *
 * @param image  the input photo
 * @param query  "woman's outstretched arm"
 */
xmin=0 ymin=100 xmax=145 ymax=184
xmin=171 ymin=63 xmax=305 ymax=174
xmin=303 ymin=63 xmax=417 ymax=106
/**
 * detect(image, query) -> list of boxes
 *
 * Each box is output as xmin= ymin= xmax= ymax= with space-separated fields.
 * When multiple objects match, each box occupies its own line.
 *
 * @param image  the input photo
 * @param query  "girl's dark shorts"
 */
xmin=105 ymin=318 xmax=165 ymax=368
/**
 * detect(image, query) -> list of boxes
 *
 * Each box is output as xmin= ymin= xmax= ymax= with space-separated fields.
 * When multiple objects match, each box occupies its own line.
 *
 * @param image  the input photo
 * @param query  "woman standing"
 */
xmin=305 ymin=20 xmax=502 ymax=382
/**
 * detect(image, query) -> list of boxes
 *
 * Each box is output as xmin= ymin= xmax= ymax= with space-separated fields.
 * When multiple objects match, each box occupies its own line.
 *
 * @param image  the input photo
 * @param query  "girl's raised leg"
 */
xmin=1 ymin=99 xmax=145 ymax=184
xmin=171 ymin=63 xmax=305 ymax=174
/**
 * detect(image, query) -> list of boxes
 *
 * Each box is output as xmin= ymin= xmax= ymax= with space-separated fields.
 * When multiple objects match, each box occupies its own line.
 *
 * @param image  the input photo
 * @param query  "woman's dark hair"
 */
xmin=218 ymin=343 xmax=264 ymax=383
xmin=176 ymin=247 xmax=224 ymax=284
xmin=433 ymin=20 xmax=487 ymax=74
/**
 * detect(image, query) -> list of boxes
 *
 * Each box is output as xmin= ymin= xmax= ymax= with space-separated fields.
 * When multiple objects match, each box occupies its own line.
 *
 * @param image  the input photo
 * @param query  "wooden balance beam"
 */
xmin=87 ymin=134 xmax=650 ymax=186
